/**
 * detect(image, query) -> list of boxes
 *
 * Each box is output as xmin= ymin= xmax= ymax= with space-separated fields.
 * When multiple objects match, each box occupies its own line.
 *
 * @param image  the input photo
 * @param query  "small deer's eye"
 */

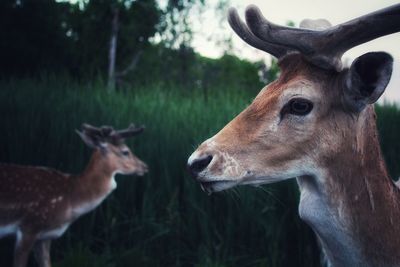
xmin=288 ymin=98 xmax=313 ymax=116
xmin=121 ymin=150 xmax=130 ymax=157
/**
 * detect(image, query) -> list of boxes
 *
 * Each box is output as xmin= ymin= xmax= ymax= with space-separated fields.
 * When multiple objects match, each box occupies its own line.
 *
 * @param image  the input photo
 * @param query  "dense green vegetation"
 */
xmin=0 ymin=78 xmax=399 ymax=267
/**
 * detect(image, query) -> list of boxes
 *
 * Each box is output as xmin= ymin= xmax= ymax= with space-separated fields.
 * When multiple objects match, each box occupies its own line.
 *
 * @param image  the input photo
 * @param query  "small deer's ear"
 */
xmin=76 ymin=130 xmax=101 ymax=149
xmin=344 ymin=52 xmax=393 ymax=112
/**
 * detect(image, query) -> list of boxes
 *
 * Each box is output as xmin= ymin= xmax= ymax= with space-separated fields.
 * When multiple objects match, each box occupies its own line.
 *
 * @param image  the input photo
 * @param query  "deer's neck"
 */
xmin=298 ymin=106 xmax=400 ymax=267
xmin=69 ymin=151 xmax=117 ymax=217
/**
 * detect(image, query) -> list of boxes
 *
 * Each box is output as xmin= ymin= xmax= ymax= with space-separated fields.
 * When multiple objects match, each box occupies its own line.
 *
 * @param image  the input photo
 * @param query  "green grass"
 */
xmin=0 ymin=77 xmax=399 ymax=267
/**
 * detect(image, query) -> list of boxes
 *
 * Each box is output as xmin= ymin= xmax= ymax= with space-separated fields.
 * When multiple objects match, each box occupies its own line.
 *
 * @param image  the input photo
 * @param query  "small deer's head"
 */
xmin=77 ymin=123 xmax=148 ymax=176
xmin=187 ymin=5 xmax=399 ymax=193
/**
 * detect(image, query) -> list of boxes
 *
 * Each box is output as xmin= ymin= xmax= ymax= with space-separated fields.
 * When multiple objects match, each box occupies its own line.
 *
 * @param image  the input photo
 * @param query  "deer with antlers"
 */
xmin=188 ymin=4 xmax=400 ymax=267
xmin=0 ymin=124 xmax=148 ymax=267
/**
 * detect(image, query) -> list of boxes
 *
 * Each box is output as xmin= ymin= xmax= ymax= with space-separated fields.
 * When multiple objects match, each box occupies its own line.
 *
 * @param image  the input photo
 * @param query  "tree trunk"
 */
xmin=107 ymin=7 xmax=119 ymax=91
xmin=115 ymin=50 xmax=143 ymax=78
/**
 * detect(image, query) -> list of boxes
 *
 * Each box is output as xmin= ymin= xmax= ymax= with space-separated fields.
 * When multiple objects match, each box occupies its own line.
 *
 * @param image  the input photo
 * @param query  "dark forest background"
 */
xmin=0 ymin=1 xmax=399 ymax=266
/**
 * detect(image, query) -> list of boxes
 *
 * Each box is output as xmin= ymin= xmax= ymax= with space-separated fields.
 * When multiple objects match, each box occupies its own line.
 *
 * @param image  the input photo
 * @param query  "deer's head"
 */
xmin=188 ymin=4 xmax=399 ymax=193
xmin=77 ymin=123 xmax=148 ymax=176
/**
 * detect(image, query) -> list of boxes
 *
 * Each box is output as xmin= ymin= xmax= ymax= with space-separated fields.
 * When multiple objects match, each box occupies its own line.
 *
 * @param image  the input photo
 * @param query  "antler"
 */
xmin=230 ymin=4 xmax=400 ymax=71
xmin=80 ymin=123 xmax=144 ymax=144
xmin=228 ymin=7 xmax=291 ymax=58
xmin=112 ymin=124 xmax=145 ymax=140
xmin=81 ymin=124 xmax=113 ymax=137
xmin=81 ymin=123 xmax=103 ymax=136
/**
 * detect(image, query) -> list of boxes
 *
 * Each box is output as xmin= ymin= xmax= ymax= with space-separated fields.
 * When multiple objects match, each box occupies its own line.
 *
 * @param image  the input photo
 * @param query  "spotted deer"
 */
xmin=187 ymin=4 xmax=400 ymax=267
xmin=0 ymin=124 xmax=148 ymax=267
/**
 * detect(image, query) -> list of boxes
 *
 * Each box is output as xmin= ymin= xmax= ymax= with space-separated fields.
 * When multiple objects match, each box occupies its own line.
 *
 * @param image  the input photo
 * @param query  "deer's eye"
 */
xmin=288 ymin=98 xmax=313 ymax=116
xmin=121 ymin=150 xmax=130 ymax=157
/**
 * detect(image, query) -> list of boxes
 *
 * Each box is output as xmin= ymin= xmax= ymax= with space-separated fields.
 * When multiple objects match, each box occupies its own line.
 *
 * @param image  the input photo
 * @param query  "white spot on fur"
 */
xmin=50 ymin=196 xmax=63 ymax=204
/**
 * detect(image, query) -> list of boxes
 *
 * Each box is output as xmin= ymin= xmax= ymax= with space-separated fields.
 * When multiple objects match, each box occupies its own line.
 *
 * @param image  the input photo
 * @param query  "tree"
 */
xmin=155 ymin=0 xmax=206 ymax=86
xmin=66 ymin=0 xmax=161 ymax=89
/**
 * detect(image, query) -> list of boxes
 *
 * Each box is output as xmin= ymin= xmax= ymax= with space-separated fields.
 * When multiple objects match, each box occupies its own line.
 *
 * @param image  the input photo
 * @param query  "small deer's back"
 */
xmin=0 ymin=163 xmax=72 ymax=224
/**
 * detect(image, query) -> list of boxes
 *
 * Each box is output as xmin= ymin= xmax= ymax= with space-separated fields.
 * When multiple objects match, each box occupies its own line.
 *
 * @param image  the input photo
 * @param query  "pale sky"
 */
xmin=191 ymin=0 xmax=400 ymax=104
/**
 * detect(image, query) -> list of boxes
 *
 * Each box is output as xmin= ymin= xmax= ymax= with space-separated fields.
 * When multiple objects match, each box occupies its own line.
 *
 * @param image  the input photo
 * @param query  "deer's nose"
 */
xmin=187 ymin=155 xmax=213 ymax=176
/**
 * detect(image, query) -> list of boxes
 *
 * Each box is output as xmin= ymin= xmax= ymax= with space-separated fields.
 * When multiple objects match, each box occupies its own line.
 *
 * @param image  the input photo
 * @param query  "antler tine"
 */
xmin=245 ymin=5 xmax=322 ymax=55
xmin=245 ymin=5 xmax=340 ymax=69
xmin=113 ymin=124 xmax=145 ymax=139
xmin=320 ymin=4 xmax=400 ymax=58
xmin=81 ymin=123 xmax=103 ymax=136
xmin=228 ymin=7 xmax=290 ymax=58
xmin=244 ymin=4 xmax=400 ymax=71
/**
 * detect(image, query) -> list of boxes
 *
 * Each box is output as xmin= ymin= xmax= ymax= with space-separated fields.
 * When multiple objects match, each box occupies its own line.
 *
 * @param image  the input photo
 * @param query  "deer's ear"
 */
xmin=344 ymin=52 xmax=393 ymax=112
xmin=76 ymin=130 xmax=97 ymax=148
xmin=76 ymin=130 xmax=107 ymax=150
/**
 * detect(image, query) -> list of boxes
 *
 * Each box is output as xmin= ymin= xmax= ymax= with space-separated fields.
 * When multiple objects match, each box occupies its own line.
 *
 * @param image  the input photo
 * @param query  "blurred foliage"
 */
xmin=129 ymin=44 xmax=264 ymax=91
xmin=0 ymin=0 xmax=196 ymax=78
xmin=0 ymin=0 xmax=274 ymax=88
xmin=161 ymin=0 xmax=205 ymax=48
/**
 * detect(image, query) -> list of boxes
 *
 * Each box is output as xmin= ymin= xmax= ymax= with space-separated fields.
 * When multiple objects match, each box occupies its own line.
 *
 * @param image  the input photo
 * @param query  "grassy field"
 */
xmin=0 ymin=78 xmax=399 ymax=267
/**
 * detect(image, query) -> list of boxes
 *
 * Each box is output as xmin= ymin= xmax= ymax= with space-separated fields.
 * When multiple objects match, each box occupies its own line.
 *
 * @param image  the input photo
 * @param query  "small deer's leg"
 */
xmin=14 ymin=231 xmax=37 ymax=267
xmin=34 ymin=239 xmax=52 ymax=267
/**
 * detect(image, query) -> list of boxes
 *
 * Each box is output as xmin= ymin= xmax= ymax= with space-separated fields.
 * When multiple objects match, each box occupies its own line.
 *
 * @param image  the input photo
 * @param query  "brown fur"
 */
xmin=190 ymin=53 xmax=400 ymax=266
xmin=321 ymin=106 xmax=400 ymax=266
xmin=0 ymin=164 xmax=71 ymax=228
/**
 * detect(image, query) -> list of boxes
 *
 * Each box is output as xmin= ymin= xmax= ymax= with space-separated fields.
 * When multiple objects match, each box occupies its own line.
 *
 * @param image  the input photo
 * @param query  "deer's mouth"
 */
xmin=199 ymin=180 xmax=239 ymax=194
xmin=135 ymin=168 xmax=148 ymax=176
xmin=198 ymin=172 xmax=278 ymax=194
xmin=134 ymin=163 xmax=149 ymax=176
xmin=125 ymin=167 xmax=148 ymax=176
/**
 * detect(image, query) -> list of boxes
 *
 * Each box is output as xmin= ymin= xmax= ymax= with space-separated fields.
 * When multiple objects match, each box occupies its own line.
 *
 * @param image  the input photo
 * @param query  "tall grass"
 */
xmin=0 ymin=77 xmax=399 ymax=267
